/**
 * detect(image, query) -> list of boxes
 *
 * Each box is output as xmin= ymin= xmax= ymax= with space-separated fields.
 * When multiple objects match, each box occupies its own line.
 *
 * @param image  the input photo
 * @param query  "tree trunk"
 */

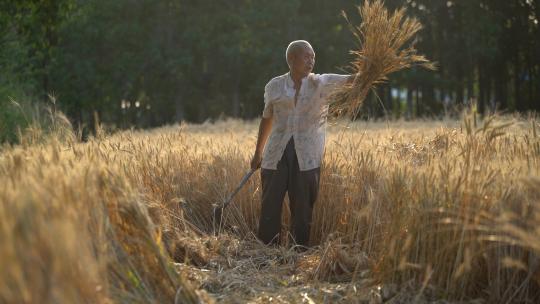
xmin=467 ymin=73 xmax=474 ymax=106
xmin=406 ymin=85 xmax=413 ymax=120
xmin=232 ymin=89 xmax=240 ymax=118
xmin=494 ymin=62 xmax=508 ymax=110
xmin=231 ymin=55 xmax=241 ymax=117
xmin=456 ymin=61 xmax=465 ymax=106
xmin=486 ymin=76 xmax=493 ymax=114
xmin=514 ymin=53 xmax=523 ymax=112
xmin=415 ymin=87 xmax=421 ymax=117
xmin=424 ymin=84 xmax=436 ymax=117
xmin=527 ymin=54 xmax=534 ymax=111
xmin=175 ymin=96 xmax=184 ymax=123
xmin=478 ymin=62 xmax=486 ymax=115
xmin=385 ymin=84 xmax=393 ymax=119
xmin=537 ymin=70 xmax=540 ymax=112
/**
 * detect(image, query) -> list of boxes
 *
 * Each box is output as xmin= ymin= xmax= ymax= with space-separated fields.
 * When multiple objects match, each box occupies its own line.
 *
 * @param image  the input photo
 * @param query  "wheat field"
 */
xmin=1 ymin=110 xmax=539 ymax=303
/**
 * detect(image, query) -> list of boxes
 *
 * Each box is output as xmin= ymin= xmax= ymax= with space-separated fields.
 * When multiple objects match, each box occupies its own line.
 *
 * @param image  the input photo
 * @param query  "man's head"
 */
xmin=286 ymin=40 xmax=315 ymax=78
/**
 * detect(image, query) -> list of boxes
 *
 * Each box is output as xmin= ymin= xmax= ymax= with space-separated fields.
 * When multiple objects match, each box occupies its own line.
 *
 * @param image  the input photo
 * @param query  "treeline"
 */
xmin=0 ymin=0 xmax=538 ymax=134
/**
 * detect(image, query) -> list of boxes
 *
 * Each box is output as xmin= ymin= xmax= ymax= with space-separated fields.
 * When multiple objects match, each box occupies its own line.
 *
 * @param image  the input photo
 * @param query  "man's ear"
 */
xmin=287 ymin=54 xmax=295 ymax=67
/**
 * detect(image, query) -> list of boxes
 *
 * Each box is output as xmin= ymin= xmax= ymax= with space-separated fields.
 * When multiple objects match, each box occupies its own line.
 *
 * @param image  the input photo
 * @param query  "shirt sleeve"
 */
xmin=319 ymin=74 xmax=351 ymax=105
xmin=320 ymin=73 xmax=350 ymax=89
xmin=262 ymin=101 xmax=273 ymax=118
xmin=262 ymin=79 xmax=278 ymax=118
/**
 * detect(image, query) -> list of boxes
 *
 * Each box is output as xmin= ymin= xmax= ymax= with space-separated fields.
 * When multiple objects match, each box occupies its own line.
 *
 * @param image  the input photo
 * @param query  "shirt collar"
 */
xmin=286 ymin=72 xmax=294 ymax=88
xmin=286 ymin=72 xmax=312 ymax=89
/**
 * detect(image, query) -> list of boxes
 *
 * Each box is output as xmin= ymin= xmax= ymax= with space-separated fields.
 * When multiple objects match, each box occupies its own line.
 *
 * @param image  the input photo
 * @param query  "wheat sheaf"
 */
xmin=330 ymin=0 xmax=436 ymax=120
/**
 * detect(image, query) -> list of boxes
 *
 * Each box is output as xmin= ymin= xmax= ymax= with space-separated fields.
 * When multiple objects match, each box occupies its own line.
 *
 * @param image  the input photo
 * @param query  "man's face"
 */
xmin=290 ymin=46 xmax=315 ymax=77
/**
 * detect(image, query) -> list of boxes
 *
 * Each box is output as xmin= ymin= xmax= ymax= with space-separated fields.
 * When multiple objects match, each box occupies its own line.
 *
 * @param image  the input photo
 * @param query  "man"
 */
xmin=250 ymin=40 xmax=354 ymax=248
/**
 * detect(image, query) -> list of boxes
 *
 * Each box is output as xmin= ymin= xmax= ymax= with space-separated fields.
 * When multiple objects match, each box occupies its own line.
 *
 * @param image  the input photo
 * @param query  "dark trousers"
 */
xmin=257 ymin=137 xmax=320 ymax=247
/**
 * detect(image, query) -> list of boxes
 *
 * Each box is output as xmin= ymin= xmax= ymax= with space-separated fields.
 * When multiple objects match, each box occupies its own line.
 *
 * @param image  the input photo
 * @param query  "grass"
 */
xmin=1 ymin=107 xmax=539 ymax=303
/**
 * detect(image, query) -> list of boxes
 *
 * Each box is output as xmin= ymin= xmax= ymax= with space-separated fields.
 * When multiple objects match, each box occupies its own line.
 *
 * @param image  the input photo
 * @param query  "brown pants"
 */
xmin=257 ymin=137 xmax=320 ymax=247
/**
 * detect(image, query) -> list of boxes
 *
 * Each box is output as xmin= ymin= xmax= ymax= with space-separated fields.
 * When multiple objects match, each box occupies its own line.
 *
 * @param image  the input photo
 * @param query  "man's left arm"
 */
xmin=321 ymin=73 xmax=355 ymax=86
xmin=320 ymin=74 xmax=356 ymax=104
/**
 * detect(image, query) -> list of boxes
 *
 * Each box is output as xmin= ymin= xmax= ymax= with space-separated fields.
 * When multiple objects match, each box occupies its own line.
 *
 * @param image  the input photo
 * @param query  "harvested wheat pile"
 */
xmin=298 ymin=238 xmax=372 ymax=283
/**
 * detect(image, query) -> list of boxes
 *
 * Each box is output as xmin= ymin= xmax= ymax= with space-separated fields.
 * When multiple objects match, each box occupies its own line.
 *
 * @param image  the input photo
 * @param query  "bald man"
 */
xmin=250 ymin=40 xmax=354 ymax=248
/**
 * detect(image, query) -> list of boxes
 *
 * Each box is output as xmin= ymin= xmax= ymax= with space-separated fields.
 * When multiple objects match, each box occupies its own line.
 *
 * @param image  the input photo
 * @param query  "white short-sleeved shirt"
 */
xmin=261 ymin=72 xmax=349 ymax=171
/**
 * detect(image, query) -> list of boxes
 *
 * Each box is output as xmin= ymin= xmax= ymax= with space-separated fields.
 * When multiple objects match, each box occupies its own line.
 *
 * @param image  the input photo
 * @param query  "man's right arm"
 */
xmin=250 ymin=116 xmax=273 ymax=170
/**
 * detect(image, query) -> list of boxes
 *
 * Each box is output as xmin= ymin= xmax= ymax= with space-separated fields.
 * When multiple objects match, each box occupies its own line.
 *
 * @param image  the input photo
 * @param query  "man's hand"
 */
xmin=347 ymin=73 xmax=358 ymax=84
xmin=250 ymin=152 xmax=262 ymax=170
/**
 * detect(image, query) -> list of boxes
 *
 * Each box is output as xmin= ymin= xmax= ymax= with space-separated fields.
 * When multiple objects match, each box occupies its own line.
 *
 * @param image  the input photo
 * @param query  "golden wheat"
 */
xmin=329 ymin=0 xmax=435 ymax=120
xmin=1 ymin=110 xmax=539 ymax=303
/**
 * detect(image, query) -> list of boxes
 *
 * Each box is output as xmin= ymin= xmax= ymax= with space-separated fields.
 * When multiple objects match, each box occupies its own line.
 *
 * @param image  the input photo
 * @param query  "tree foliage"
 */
xmin=0 ymin=0 xmax=538 ymax=136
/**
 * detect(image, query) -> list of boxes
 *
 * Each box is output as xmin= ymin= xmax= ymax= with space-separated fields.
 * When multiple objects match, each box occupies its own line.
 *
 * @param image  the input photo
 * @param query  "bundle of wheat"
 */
xmin=330 ymin=0 xmax=435 ymax=119
xmin=296 ymin=238 xmax=372 ymax=283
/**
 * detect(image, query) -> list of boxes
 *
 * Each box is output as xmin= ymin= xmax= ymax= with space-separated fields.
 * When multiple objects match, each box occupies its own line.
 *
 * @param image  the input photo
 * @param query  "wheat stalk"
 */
xmin=330 ymin=0 xmax=436 ymax=120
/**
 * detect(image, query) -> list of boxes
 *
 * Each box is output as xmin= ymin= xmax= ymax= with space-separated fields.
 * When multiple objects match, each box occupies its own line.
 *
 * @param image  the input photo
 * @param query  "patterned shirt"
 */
xmin=261 ymin=72 xmax=349 ymax=171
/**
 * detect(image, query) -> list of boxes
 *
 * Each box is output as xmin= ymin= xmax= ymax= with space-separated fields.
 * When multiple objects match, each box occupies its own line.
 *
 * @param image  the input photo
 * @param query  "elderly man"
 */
xmin=250 ymin=40 xmax=353 ymax=248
